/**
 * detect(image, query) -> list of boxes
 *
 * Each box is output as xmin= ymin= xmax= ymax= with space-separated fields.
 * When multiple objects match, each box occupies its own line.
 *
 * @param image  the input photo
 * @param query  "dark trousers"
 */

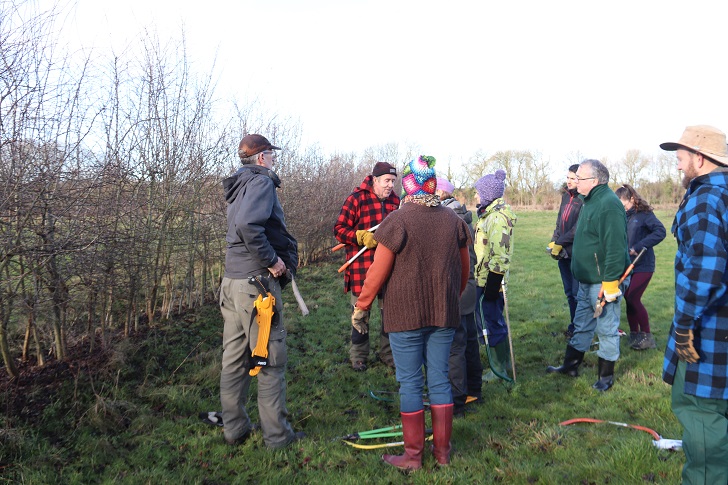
xmin=349 ymin=294 xmax=393 ymax=365
xmin=448 ymin=318 xmax=468 ymax=411
xmin=447 ymin=313 xmax=484 ymax=410
xmin=624 ymin=271 xmax=653 ymax=333
xmin=475 ymin=287 xmax=508 ymax=347
xmin=558 ymin=258 xmax=579 ymax=328
xmin=463 ymin=313 xmax=483 ymax=399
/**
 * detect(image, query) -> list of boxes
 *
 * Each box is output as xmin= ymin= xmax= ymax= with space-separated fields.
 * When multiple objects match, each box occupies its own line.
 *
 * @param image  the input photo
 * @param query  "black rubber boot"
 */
xmin=592 ymin=358 xmax=615 ymax=392
xmin=546 ymin=345 xmax=584 ymax=377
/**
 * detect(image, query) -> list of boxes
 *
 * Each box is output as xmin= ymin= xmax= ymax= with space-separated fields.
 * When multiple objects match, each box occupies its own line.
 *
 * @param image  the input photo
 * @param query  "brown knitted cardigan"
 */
xmin=357 ymin=202 xmax=471 ymax=333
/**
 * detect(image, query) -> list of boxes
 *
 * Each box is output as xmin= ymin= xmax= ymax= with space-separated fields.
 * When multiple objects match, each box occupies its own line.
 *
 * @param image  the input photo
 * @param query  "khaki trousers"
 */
xmin=219 ymin=276 xmax=295 ymax=449
xmin=349 ymin=293 xmax=393 ymax=366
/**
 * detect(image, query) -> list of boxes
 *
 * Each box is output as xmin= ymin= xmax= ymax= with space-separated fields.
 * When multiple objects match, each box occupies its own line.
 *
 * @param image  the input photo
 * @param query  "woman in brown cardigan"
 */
xmin=354 ymin=155 xmax=471 ymax=470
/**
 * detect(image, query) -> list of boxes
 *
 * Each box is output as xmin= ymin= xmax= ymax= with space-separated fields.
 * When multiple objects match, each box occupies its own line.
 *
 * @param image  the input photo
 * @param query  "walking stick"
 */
xmin=502 ymin=281 xmax=517 ymax=382
xmin=331 ymin=224 xmax=381 ymax=252
xmin=338 ymin=246 xmax=368 ymax=273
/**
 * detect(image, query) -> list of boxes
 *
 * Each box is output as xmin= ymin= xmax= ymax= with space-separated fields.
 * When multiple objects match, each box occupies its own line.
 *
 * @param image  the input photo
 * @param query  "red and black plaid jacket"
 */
xmin=334 ymin=176 xmax=400 ymax=295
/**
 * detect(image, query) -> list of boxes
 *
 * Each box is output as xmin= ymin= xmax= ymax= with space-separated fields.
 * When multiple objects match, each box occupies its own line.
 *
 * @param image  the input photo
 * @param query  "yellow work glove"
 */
xmin=547 ymin=241 xmax=555 ymax=250
xmin=602 ymin=280 xmax=622 ymax=302
xmin=674 ymin=329 xmax=700 ymax=363
xmin=551 ymin=244 xmax=563 ymax=258
xmin=351 ymin=307 xmax=370 ymax=335
xmin=355 ymin=230 xmax=378 ymax=249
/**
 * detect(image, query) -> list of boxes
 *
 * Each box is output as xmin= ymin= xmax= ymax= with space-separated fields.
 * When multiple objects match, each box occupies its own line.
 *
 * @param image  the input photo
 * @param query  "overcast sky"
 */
xmin=46 ymin=0 xmax=728 ymax=173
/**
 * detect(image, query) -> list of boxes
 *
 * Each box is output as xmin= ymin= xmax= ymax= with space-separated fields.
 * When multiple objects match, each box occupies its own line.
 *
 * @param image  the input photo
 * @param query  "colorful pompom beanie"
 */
xmin=401 ymin=155 xmax=437 ymax=197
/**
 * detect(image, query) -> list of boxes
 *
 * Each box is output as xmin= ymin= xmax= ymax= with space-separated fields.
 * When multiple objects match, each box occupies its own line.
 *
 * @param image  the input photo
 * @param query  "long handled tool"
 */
xmin=502 ymin=281 xmax=517 ymax=382
xmin=593 ymin=247 xmax=647 ymax=318
xmin=290 ymin=276 xmax=309 ymax=316
xmin=341 ymin=424 xmax=433 ymax=449
xmin=331 ymin=223 xmax=381 ymax=252
xmin=343 ymin=435 xmax=433 ymax=450
xmin=338 ymin=246 xmax=368 ymax=273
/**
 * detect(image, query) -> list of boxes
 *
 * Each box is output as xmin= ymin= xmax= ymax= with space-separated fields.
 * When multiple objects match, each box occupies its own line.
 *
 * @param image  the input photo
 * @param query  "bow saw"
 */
xmin=560 ymin=418 xmax=682 ymax=450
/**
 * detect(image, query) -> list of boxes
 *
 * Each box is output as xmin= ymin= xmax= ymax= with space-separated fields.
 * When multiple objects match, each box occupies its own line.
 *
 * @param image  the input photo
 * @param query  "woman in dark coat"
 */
xmin=614 ymin=184 xmax=666 ymax=350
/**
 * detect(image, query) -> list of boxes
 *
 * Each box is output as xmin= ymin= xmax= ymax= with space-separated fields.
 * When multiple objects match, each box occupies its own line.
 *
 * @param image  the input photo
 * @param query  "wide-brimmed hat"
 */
xmin=660 ymin=125 xmax=728 ymax=166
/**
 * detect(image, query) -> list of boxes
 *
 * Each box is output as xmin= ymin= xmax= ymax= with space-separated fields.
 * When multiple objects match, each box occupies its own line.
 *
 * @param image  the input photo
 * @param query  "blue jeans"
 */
xmin=558 ymin=258 xmax=579 ymax=327
xmin=568 ymin=280 xmax=628 ymax=361
xmin=389 ymin=326 xmax=455 ymax=413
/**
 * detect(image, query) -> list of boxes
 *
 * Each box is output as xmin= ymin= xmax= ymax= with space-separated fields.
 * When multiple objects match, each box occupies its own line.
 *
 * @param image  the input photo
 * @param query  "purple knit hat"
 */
xmin=475 ymin=169 xmax=506 ymax=205
xmin=436 ymin=177 xmax=455 ymax=195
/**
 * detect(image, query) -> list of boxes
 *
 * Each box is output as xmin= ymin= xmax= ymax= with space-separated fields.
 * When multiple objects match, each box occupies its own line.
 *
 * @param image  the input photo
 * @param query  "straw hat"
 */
xmin=660 ymin=125 xmax=728 ymax=166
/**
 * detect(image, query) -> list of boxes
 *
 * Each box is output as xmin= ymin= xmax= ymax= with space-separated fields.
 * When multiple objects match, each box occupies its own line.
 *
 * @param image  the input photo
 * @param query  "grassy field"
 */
xmin=0 ymin=210 xmax=684 ymax=484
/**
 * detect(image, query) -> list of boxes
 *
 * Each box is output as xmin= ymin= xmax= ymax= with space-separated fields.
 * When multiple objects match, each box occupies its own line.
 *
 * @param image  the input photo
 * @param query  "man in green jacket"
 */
xmin=547 ymin=159 xmax=630 ymax=391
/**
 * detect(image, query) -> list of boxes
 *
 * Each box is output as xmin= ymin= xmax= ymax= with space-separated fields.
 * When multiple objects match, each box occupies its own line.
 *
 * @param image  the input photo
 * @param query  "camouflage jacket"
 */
xmin=474 ymin=198 xmax=516 ymax=287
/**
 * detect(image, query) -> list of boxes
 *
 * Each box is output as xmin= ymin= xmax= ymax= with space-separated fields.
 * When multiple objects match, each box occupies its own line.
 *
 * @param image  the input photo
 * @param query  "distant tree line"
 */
xmin=451 ymin=148 xmax=684 ymax=210
xmin=0 ymin=3 xmax=684 ymax=377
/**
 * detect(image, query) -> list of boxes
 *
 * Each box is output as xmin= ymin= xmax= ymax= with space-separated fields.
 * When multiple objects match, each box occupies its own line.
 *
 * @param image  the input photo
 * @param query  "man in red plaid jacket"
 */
xmin=334 ymin=162 xmax=400 ymax=371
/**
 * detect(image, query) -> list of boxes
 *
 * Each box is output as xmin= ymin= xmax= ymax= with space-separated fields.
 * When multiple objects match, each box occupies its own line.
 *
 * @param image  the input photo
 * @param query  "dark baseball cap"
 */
xmin=238 ymin=134 xmax=281 ymax=158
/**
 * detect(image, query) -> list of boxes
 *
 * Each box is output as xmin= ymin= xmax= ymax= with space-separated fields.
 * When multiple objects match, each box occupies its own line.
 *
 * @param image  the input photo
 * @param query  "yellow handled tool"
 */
xmin=249 ymin=276 xmax=275 ymax=376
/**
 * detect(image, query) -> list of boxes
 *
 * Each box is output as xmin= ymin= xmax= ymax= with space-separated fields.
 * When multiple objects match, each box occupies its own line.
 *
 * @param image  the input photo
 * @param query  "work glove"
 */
xmin=551 ymin=243 xmax=563 ymax=258
xmin=547 ymin=241 xmax=555 ymax=250
xmin=279 ymin=270 xmax=292 ymax=290
xmin=674 ymin=329 xmax=700 ymax=363
xmin=356 ymin=230 xmax=378 ymax=249
xmin=483 ymin=272 xmax=504 ymax=302
xmin=351 ymin=307 xmax=370 ymax=335
xmin=602 ymin=280 xmax=622 ymax=302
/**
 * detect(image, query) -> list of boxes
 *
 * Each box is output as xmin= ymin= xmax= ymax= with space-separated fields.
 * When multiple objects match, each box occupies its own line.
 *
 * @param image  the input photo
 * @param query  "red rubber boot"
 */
xmin=431 ymin=403 xmax=453 ymax=465
xmin=382 ymin=410 xmax=425 ymax=471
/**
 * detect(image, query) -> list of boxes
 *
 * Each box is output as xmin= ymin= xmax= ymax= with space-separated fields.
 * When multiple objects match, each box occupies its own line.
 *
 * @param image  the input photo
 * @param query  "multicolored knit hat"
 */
xmin=401 ymin=155 xmax=437 ymax=196
xmin=475 ymin=169 xmax=506 ymax=206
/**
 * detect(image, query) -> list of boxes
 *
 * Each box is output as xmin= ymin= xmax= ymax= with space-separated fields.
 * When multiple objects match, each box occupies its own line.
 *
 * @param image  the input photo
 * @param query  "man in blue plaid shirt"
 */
xmin=660 ymin=125 xmax=728 ymax=484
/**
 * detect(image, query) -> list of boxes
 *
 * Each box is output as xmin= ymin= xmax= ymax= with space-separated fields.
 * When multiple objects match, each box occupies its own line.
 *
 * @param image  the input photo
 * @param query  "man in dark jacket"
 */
xmin=219 ymin=134 xmax=303 ymax=449
xmin=334 ymin=163 xmax=400 ymax=371
xmin=548 ymin=164 xmax=583 ymax=337
xmin=660 ymin=125 xmax=728 ymax=484
xmin=547 ymin=159 xmax=630 ymax=392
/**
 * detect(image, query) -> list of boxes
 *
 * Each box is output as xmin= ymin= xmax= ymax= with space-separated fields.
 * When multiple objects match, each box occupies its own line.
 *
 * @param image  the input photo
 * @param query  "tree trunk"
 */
xmin=0 ymin=321 xmax=19 ymax=378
